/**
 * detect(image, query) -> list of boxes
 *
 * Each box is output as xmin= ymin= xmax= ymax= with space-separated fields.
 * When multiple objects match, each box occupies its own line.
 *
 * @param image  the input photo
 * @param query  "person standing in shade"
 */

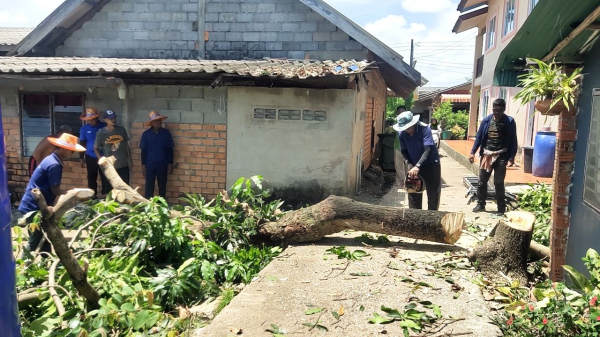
xmin=94 ymin=110 xmax=134 ymax=188
xmin=18 ymin=133 xmax=85 ymax=255
xmin=28 ymin=125 xmax=72 ymax=177
xmin=470 ymin=98 xmax=518 ymax=216
xmin=140 ymin=111 xmax=174 ymax=199
xmin=78 ymin=107 xmax=107 ymax=197
xmin=394 ymin=111 xmax=442 ymax=210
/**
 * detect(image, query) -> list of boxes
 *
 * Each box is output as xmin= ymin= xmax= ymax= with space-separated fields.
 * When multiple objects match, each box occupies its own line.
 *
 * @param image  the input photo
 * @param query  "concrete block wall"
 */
xmin=56 ymin=0 xmax=200 ymax=59
xmin=128 ymin=85 xmax=227 ymax=203
xmin=204 ymin=0 xmax=367 ymax=60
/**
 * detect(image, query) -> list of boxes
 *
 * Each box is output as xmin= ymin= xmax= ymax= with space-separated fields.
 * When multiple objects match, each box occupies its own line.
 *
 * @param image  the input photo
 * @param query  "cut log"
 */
xmin=468 ymin=211 xmax=536 ymax=285
xmin=259 ymin=196 xmax=464 ymax=244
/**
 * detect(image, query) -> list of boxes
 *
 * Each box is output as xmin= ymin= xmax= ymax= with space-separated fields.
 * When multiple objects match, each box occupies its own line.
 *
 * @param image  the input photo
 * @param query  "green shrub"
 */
xmin=491 ymin=249 xmax=600 ymax=336
xmin=432 ymin=102 xmax=468 ymax=132
xmin=517 ymin=183 xmax=552 ymax=246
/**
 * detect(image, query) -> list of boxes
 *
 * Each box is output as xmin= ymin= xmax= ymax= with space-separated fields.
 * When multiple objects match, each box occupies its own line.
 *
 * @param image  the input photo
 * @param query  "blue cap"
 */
xmin=103 ymin=110 xmax=117 ymax=120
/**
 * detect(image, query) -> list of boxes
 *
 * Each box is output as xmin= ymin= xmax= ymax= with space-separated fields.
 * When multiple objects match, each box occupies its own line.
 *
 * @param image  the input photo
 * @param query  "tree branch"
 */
xmin=49 ymin=259 xmax=66 ymax=321
xmin=68 ymin=213 xmax=109 ymax=249
xmin=31 ymin=188 xmax=101 ymax=308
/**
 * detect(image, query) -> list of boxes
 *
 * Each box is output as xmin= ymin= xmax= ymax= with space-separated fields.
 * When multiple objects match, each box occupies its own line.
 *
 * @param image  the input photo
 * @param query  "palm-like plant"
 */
xmin=514 ymin=58 xmax=583 ymax=114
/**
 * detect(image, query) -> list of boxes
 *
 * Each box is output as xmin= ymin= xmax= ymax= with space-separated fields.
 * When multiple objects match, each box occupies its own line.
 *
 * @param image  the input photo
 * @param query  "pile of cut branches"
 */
xmin=16 ymin=175 xmax=283 ymax=336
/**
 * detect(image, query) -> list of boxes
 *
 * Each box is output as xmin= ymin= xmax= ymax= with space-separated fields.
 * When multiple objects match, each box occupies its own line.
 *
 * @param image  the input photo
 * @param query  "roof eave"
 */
xmin=453 ymin=7 xmax=488 ymax=33
xmin=457 ymin=0 xmax=488 ymax=12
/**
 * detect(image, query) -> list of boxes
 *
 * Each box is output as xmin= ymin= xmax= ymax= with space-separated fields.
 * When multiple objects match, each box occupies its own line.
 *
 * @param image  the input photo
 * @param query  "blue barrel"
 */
xmin=532 ymin=131 xmax=556 ymax=178
xmin=0 ymin=104 xmax=20 ymax=335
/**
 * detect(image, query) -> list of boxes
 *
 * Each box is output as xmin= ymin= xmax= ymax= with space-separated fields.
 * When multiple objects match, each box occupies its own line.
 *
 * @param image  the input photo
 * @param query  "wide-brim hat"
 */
xmin=145 ymin=110 xmax=168 ymax=126
xmin=48 ymin=133 xmax=86 ymax=152
xmin=80 ymin=108 xmax=100 ymax=121
xmin=393 ymin=111 xmax=420 ymax=132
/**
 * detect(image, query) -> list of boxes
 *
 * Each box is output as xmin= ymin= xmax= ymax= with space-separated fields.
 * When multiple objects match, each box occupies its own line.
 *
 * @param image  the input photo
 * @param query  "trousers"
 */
xmin=407 ymin=162 xmax=441 ymax=211
xmin=145 ymin=163 xmax=168 ymax=199
xmin=85 ymin=155 xmax=108 ymax=196
xmin=477 ymin=159 xmax=508 ymax=211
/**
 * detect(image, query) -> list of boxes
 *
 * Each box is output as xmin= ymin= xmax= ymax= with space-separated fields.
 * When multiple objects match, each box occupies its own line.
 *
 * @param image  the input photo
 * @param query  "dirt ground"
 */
xmin=197 ymin=151 xmax=504 ymax=337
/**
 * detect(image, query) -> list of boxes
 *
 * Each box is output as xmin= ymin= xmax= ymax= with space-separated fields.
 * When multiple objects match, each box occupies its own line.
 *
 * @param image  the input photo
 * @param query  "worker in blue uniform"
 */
xmin=139 ymin=111 xmax=175 ymax=199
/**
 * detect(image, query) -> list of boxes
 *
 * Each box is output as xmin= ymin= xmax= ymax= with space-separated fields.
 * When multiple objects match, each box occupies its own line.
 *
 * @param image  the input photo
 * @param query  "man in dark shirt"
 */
xmin=79 ymin=107 xmax=107 ymax=197
xmin=94 ymin=110 xmax=133 ymax=188
xmin=140 ymin=111 xmax=174 ymax=199
xmin=470 ymin=99 xmax=518 ymax=215
xmin=19 ymin=133 xmax=86 ymax=254
xmin=395 ymin=111 xmax=441 ymax=210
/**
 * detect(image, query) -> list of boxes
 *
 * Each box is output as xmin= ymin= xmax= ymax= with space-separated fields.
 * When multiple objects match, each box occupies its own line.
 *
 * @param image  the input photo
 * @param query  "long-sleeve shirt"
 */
xmin=471 ymin=114 xmax=518 ymax=161
xmin=139 ymin=127 xmax=174 ymax=167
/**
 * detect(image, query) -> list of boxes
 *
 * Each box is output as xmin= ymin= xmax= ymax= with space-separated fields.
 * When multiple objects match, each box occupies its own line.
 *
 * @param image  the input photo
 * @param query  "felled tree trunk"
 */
xmin=32 ymin=188 xmax=100 ymax=308
xmin=259 ymin=196 xmax=464 ymax=244
xmin=99 ymin=157 xmax=464 ymax=245
xmin=468 ymin=211 xmax=536 ymax=285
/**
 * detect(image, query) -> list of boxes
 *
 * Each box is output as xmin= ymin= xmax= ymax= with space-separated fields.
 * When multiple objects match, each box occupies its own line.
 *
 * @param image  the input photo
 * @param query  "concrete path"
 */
xmin=197 ymin=151 xmax=502 ymax=336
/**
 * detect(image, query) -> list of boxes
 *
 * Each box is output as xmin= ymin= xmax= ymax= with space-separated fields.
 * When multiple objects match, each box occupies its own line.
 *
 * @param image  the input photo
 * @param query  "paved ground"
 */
xmin=198 ymin=150 xmax=503 ymax=337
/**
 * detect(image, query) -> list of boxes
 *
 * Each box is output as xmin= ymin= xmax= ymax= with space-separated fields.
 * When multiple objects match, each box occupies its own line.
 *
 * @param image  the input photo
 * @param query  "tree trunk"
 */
xmin=259 ymin=196 xmax=464 ymax=244
xmin=468 ymin=211 xmax=536 ymax=285
xmin=98 ymin=157 xmax=464 ymax=244
xmin=529 ymin=241 xmax=551 ymax=260
xmin=32 ymin=188 xmax=101 ymax=308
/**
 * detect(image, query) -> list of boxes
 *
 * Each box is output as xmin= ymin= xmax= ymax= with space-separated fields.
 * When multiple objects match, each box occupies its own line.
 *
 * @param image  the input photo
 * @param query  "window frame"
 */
xmin=583 ymin=89 xmax=600 ymax=214
xmin=501 ymin=0 xmax=518 ymax=40
xmin=485 ymin=14 xmax=498 ymax=53
xmin=480 ymin=87 xmax=491 ymax=121
xmin=20 ymin=91 xmax=86 ymax=158
xmin=497 ymin=87 xmax=510 ymax=114
xmin=528 ymin=0 xmax=539 ymax=15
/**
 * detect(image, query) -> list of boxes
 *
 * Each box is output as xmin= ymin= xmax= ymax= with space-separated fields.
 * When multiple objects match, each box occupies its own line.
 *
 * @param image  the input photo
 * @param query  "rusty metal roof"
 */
xmin=0 ymin=57 xmax=371 ymax=78
xmin=0 ymin=28 xmax=33 ymax=46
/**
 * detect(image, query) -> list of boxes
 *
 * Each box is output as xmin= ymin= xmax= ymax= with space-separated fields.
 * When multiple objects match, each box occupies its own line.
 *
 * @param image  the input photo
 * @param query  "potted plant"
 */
xmin=514 ymin=58 xmax=583 ymax=115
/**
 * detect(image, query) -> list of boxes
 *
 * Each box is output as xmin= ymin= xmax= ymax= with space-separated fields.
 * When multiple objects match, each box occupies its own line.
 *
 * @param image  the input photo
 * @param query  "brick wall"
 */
xmin=2 ymin=116 xmax=88 ymax=203
xmin=129 ymin=122 xmax=227 ymax=204
xmin=205 ymin=0 xmax=366 ymax=60
xmin=363 ymin=98 xmax=374 ymax=169
xmin=56 ymin=0 xmax=200 ymax=59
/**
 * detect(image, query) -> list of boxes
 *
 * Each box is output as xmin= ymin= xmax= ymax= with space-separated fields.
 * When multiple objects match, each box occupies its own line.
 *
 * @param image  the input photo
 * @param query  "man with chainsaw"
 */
xmin=394 ymin=111 xmax=442 ymax=211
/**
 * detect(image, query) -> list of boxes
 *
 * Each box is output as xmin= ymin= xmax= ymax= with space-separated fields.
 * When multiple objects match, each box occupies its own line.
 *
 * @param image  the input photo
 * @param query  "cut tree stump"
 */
xmin=468 ymin=211 xmax=536 ymax=285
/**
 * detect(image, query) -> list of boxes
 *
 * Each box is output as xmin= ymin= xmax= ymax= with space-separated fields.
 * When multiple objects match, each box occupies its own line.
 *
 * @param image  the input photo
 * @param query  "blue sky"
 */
xmin=0 ymin=0 xmax=475 ymax=87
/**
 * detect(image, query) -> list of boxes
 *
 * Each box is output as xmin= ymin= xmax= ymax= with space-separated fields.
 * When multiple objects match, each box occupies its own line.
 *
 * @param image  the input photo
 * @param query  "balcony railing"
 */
xmin=476 ymin=55 xmax=484 ymax=78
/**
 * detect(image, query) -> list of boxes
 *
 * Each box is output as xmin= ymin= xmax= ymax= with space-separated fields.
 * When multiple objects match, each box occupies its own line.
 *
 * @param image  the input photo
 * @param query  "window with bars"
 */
xmin=21 ymin=93 xmax=84 ymax=157
xmin=486 ymin=16 xmax=496 ymax=50
xmin=583 ymin=90 xmax=600 ymax=213
xmin=480 ymin=89 xmax=490 ymax=120
xmin=253 ymin=108 xmax=326 ymax=122
xmin=499 ymin=87 xmax=508 ymax=101
xmin=503 ymin=0 xmax=516 ymax=37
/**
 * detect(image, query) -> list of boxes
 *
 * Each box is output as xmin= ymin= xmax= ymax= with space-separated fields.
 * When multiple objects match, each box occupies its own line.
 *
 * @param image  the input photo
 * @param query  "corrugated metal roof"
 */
xmin=0 ymin=28 xmax=33 ymax=46
xmin=416 ymin=81 xmax=472 ymax=102
xmin=440 ymin=94 xmax=471 ymax=103
xmin=0 ymin=57 xmax=371 ymax=78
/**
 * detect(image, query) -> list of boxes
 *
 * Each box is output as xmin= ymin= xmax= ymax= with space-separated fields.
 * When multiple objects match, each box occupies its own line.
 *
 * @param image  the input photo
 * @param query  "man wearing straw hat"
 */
xmin=394 ymin=110 xmax=441 ymax=211
xmin=94 ymin=110 xmax=134 ymax=188
xmin=78 ymin=107 xmax=107 ymax=197
xmin=139 ymin=111 xmax=174 ymax=199
xmin=18 ymin=133 xmax=86 ymax=255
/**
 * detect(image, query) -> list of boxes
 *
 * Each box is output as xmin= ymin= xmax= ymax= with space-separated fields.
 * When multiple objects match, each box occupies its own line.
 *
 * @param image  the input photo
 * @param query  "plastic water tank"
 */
xmin=532 ymin=128 xmax=556 ymax=178
xmin=0 ymin=105 xmax=20 ymax=336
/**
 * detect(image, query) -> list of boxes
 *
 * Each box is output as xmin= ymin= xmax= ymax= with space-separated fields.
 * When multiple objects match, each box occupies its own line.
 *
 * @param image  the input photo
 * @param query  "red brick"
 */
xmin=215 ymin=140 xmax=226 ymax=146
xmin=203 ymin=124 xmax=215 ymax=131
xmin=215 ymin=125 xmax=226 ymax=131
xmin=195 ymin=131 xmax=208 ymax=138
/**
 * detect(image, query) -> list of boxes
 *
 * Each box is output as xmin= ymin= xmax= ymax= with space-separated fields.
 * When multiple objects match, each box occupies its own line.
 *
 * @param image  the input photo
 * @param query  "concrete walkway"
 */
xmin=198 ymin=151 xmax=501 ymax=336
